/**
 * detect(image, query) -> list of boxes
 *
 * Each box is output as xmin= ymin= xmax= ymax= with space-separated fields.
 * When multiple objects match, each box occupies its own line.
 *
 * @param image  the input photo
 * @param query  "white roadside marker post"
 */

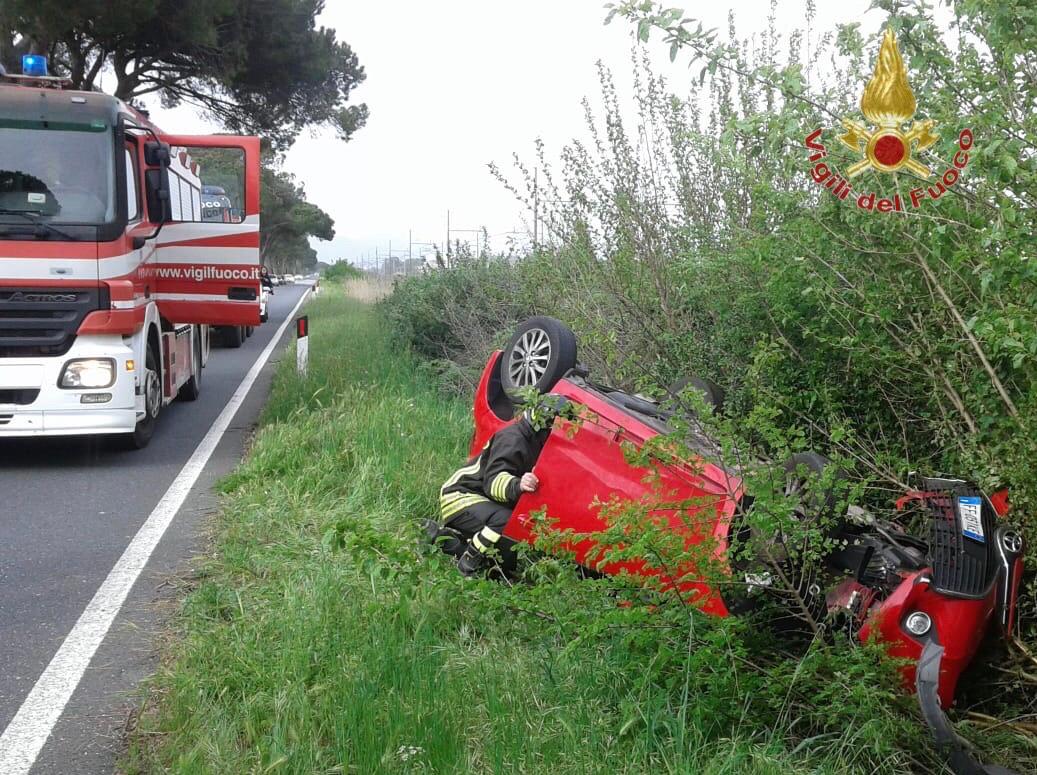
xmin=297 ymin=315 xmax=309 ymax=376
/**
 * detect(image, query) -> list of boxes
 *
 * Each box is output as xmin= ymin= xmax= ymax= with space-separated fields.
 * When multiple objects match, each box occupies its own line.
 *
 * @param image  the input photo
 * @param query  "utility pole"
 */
xmin=408 ymin=229 xmax=413 ymax=276
xmin=446 ymin=209 xmax=451 ymax=267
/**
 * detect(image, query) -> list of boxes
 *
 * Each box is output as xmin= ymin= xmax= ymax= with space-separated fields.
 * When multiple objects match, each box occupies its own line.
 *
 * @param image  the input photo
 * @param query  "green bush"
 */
xmin=321 ymin=260 xmax=364 ymax=282
xmin=381 ymin=0 xmax=1037 ymax=757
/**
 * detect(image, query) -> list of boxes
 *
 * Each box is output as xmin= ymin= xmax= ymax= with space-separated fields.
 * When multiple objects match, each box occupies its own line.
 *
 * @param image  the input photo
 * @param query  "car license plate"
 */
xmin=958 ymin=496 xmax=985 ymax=543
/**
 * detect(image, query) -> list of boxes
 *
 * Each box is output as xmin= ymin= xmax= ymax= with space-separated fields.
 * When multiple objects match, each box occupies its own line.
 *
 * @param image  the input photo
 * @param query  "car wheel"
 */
xmin=500 ymin=316 xmax=577 ymax=396
xmin=668 ymin=376 xmax=725 ymax=412
xmin=779 ymin=452 xmax=847 ymax=623
xmin=721 ymin=452 xmax=845 ymax=622
xmin=782 ymin=451 xmax=845 ymax=529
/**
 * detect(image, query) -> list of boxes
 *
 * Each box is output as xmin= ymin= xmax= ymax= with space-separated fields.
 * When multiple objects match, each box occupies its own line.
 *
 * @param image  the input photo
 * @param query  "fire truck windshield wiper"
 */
xmin=0 ymin=208 xmax=76 ymax=241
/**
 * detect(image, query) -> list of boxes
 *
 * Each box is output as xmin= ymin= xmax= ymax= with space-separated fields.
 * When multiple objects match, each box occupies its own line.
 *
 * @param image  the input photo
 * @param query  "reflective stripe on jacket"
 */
xmin=439 ymin=419 xmax=546 ymax=518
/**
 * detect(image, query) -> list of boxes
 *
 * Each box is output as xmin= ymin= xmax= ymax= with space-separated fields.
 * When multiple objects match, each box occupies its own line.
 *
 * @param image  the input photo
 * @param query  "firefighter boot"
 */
xmin=457 ymin=541 xmax=492 ymax=577
xmin=423 ymin=519 xmax=465 ymax=557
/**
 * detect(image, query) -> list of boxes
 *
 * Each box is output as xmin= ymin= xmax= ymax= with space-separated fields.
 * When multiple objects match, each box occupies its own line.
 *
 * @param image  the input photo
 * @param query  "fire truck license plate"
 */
xmin=958 ymin=496 xmax=985 ymax=543
xmin=0 ymin=364 xmax=43 ymax=389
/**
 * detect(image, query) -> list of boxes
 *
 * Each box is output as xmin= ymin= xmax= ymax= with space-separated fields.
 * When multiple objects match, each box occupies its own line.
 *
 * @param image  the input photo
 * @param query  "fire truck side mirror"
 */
xmin=144 ymin=167 xmax=173 ymax=224
xmin=143 ymin=141 xmax=171 ymax=167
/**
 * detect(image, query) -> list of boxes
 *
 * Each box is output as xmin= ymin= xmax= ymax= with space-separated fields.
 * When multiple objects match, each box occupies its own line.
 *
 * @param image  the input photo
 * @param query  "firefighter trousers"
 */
xmin=444 ymin=500 xmax=517 ymax=569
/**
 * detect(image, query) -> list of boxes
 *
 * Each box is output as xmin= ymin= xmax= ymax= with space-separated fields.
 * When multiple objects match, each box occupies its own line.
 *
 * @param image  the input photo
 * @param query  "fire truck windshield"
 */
xmin=0 ymin=121 xmax=115 ymax=227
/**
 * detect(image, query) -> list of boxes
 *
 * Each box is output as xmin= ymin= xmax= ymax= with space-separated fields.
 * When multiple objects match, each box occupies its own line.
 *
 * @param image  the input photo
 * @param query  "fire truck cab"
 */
xmin=0 ymin=57 xmax=262 ymax=448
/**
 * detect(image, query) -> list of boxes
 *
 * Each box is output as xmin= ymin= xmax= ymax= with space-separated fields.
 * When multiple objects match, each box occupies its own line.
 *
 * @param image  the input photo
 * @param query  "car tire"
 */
xmin=721 ymin=452 xmax=845 ymax=621
xmin=782 ymin=451 xmax=845 ymax=529
xmin=500 ymin=316 xmax=577 ymax=396
xmin=668 ymin=376 xmax=725 ymax=412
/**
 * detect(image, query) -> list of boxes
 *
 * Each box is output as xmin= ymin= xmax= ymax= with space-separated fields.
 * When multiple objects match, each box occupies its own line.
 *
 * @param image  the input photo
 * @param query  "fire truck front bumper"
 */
xmin=0 ymin=335 xmax=138 ymax=437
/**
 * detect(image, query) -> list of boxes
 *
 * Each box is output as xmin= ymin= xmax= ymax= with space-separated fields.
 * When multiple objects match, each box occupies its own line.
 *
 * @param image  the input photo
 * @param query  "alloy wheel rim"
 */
xmin=508 ymin=328 xmax=551 ymax=388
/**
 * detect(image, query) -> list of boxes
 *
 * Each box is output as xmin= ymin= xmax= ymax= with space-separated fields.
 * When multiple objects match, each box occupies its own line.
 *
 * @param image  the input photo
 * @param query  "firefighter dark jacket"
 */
xmin=439 ymin=418 xmax=548 ymax=520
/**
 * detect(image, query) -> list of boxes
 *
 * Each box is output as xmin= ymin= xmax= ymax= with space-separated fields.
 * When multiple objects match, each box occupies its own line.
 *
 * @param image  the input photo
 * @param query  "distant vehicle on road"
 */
xmin=200 ymin=185 xmax=236 ymax=223
xmin=0 ymin=56 xmax=262 ymax=448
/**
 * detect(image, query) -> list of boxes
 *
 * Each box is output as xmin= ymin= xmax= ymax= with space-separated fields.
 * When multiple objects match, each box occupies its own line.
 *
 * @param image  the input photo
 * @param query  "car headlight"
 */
xmin=904 ymin=611 xmax=932 ymax=637
xmin=59 ymin=358 xmax=116 ymax=389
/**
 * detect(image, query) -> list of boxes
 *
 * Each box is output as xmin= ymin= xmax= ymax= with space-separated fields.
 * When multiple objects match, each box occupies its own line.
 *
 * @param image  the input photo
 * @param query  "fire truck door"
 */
xmin=150 ymin=135 xmax=261 ymax=326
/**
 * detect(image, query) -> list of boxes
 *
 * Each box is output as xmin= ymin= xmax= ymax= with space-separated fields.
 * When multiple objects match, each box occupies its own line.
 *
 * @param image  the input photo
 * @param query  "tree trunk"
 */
xmin=112 ymin=50 xmax=139 ymax=101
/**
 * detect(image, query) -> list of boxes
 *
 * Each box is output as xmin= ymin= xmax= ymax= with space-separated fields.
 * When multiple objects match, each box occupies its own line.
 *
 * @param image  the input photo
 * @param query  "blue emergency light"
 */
xmin=22 ymin=54 xmax=48 ymax=77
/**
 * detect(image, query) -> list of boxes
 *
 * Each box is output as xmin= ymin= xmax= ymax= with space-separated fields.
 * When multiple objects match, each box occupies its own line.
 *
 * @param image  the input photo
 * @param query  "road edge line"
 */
xmin=0 ymin=287 xmax=313 ymax=774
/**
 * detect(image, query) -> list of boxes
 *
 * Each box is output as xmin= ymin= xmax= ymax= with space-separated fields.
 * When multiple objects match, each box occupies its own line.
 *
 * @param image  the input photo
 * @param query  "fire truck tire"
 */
xmin=178 ymin=328 xmax=202 ymax=402
xmin=224 ymin=325 xmax=244 ymax=348
xmin=124 ymin=340 xmax=161 ymax=449
xmin=500 ymin=316 xmax=577 ymax=397
xmin=245 ymin=326 xmax=254 ymax=338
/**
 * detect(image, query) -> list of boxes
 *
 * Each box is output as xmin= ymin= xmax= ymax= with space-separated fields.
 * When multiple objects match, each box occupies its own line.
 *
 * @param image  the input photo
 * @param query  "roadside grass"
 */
xmin=124 ymin=282 xmax=966 ymax=774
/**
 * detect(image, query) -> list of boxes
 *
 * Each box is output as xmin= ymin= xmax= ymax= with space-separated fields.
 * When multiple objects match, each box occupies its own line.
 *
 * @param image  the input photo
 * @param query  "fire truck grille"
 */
xmin=0 ymin=287 xmax=104 ymax=357
xmin=928 ymin=488 xmax=997 ymax=598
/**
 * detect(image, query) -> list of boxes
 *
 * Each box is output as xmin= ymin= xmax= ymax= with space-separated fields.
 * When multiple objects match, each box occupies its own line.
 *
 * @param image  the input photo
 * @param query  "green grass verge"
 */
xmin=124 ymin=283 xmax=1013 ymax=774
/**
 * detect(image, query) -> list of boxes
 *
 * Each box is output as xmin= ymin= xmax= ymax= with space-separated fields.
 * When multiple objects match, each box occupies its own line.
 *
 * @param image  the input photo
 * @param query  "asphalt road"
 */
xmin=0 ymin=282 xmax=310 ymax=773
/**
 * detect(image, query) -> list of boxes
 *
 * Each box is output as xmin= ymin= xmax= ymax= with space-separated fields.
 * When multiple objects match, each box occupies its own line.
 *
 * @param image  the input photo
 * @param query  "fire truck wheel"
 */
xmin=178 ymin=328 xmax=202 ymax=402
xmin=500 ymin=316 xmax=578 ymax=398
xmin=125 ymin=340 xmax=161 ymax=449
xmin=245 ymin=326 xmax=254 ymax=338
xmin=224 ymin=325 xmax=244 ymax=348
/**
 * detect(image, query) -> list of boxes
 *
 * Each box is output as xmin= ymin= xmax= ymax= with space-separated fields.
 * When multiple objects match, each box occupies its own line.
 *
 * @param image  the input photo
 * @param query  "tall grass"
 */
xmin=124 ymin=283 xmax=1017 ymax=774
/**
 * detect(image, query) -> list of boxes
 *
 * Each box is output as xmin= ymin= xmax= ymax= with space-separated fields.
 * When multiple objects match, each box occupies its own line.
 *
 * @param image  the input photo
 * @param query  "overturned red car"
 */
xmin=466 ymin=316 xmax=1025 ymax=775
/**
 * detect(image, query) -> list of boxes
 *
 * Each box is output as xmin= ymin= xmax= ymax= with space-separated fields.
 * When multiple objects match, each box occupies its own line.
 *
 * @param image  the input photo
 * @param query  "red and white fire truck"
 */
xmin=0 ymin=56 xmax=262 ymax=448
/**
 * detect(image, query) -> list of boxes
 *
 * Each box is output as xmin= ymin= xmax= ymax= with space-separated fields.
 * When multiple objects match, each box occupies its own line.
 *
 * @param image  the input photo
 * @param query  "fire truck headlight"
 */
xmin=59 ymin=358 xmax=116 ymax=389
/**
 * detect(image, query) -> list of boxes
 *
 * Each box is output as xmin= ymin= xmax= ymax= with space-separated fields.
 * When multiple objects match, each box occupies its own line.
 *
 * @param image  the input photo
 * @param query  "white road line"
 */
xmin=0 ymin=287 xmax=313 ymax=774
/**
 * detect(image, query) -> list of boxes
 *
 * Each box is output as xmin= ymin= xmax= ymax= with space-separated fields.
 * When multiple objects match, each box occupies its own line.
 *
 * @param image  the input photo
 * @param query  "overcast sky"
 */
xmin=140 ymin=0 xmax=892 ymax=267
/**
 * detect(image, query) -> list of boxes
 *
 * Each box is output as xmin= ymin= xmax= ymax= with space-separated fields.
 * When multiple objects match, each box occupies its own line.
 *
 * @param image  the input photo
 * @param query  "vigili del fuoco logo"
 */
xmin=803 ymin=27 xmax=973 ymax=213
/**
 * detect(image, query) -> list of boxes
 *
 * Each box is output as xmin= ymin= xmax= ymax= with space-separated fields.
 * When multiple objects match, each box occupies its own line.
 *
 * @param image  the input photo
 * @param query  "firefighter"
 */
xmin=436 ymin=396 xmax=566 ymax=576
